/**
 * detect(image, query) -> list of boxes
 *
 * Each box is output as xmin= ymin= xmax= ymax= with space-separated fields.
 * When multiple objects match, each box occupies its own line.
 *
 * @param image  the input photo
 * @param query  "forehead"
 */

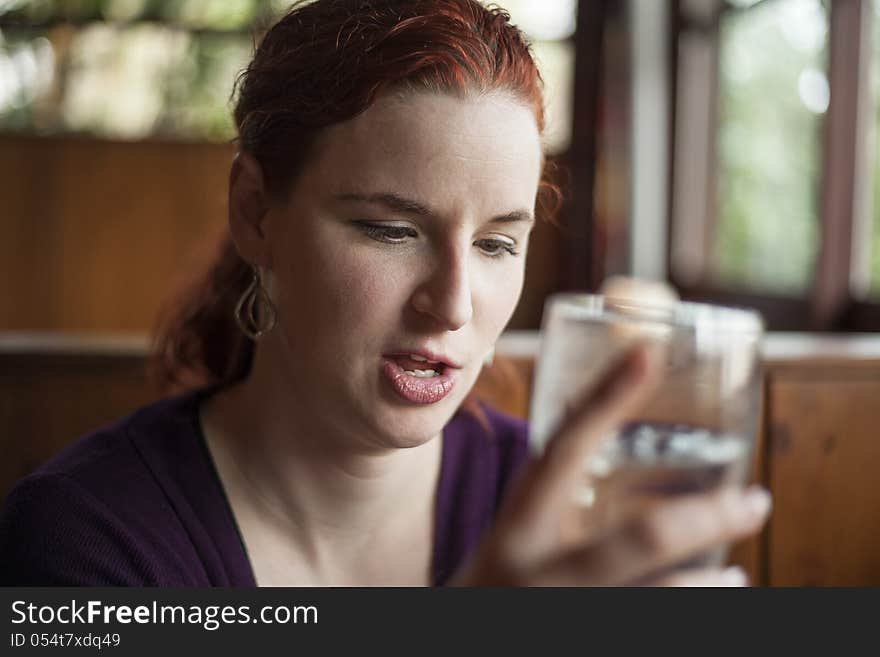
xmin=294 ymin=91 xmax=543 ymax=214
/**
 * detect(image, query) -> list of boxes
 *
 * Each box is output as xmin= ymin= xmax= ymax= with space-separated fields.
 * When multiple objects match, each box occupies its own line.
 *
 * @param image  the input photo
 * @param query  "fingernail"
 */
xmin=722 ymin=566 xmax=748 ymax=587
xmin=743 ymin=486 xmax=772 ymax=521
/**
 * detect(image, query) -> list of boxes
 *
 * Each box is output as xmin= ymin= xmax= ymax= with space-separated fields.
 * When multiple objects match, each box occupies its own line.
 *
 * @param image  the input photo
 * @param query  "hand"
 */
xmin=451 ymin=345 xmax=772 ymax=586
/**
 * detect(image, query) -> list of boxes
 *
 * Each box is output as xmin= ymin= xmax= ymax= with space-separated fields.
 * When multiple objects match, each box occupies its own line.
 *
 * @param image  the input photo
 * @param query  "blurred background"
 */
xmin=1 ymin=0 xmax=879 ymax=585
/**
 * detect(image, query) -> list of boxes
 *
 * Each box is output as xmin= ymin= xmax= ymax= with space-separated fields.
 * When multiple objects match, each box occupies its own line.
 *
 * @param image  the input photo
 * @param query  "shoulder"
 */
xmin=0 ymin=390 xmax=219 ymax=585
xmin=0 ymin=471 xmax=164 ymax=585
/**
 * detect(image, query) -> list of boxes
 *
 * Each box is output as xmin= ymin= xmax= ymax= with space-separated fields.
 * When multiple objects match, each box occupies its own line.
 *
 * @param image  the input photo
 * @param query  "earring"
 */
xmin=234 ymin=265 xmax=277 ymax=340
xmin=483 ymin=346 xmax=495 ymax=367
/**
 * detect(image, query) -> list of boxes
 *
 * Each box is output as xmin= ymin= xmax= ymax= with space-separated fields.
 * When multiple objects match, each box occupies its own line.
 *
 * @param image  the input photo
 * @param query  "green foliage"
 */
xmin=714 ymin=0 xmax=826 ymax=294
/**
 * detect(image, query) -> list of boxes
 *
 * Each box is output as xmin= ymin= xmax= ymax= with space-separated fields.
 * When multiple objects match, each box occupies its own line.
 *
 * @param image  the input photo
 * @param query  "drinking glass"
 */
xmin=529 ymin=293 xmax=764 ymax=566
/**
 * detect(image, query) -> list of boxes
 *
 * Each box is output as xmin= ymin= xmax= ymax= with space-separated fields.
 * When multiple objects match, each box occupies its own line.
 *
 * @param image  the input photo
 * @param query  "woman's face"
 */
xmin=261 ymin=90 xmax=543 ymax=448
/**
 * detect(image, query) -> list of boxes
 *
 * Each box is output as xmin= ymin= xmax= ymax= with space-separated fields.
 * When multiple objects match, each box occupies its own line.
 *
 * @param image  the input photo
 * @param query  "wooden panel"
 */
xmin=470 ymin=356 xmax=535 ymax=420
xmin=0 ymin=136 xmax=59 ymax=328
xmin=766 ymin=370 xmax=880 ymax=585
xmin=0 ymin=135 xmax=232 ymax=331
xmin=0 ymin=352 xmax=157 ymax=501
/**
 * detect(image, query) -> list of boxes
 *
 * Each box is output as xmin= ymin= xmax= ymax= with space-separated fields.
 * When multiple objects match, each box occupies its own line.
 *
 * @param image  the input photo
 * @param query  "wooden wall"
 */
xmin=0 ymin=337 xmax=154 ymax=500
xmin=764 ymin=363 xmax=880 ymax=585
xmin=0 ymin=134 xmax=564 ymax=332
xmin=0 ymin=135 xmax=232 ymax=331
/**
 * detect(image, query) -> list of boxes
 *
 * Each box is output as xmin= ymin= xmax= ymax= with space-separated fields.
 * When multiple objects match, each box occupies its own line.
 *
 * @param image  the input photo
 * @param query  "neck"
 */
xmin=200 ymin=340 xmax=443 ymax=568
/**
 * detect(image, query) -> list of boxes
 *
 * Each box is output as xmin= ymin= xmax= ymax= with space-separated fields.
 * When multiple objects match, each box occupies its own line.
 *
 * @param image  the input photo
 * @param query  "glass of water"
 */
xmin=529 ymin=293 xmax=764 ymax=566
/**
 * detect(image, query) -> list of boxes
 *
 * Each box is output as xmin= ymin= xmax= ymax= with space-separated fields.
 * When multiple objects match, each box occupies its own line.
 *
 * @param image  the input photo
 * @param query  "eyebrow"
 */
xmin=333 ymin=191 xmax=534 ymax=224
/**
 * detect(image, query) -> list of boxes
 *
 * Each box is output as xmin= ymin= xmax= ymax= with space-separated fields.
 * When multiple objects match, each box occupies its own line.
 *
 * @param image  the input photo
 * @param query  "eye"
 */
xmin=357 ymin=222 xmax=418 ymax=244
xmin=475 ymin=237 xmax=520 ymax=258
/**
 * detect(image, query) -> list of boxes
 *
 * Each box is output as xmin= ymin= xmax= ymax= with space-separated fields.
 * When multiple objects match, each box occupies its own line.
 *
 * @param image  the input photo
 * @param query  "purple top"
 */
xmin=0 ymin=389 xmax=529 ymax=586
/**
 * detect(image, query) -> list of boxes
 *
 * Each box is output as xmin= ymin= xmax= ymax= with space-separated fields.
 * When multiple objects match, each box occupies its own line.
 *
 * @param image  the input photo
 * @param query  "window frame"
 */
xmin=668 ymin=0 xmax=880 ymax=331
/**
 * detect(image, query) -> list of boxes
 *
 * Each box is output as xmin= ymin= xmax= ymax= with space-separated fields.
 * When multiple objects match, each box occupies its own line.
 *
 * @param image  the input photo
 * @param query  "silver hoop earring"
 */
xmin=234 ymin=266 xmax=277 ymax=340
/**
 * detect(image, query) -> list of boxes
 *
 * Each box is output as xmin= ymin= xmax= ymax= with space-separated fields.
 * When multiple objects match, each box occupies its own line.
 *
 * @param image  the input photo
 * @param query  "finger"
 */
xmin=533 ymin=485 xmax=771 ymax=586
xmin=534 ymin=345 xmax=664 ymax=510
xmin=501 ymin=345 xmax=663 ymax=555
xmin=633 ymin=566 xmax=749 ymax=588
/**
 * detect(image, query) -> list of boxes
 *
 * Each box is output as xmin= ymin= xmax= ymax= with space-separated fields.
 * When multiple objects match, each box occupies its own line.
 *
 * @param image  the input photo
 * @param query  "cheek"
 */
xmin=279 ymin=238 xmax=408 ymax=335
xmin=476 ymin=262 xmax=525 ymax=335
xmin=333 ymin=254 xmax=404 ymax=323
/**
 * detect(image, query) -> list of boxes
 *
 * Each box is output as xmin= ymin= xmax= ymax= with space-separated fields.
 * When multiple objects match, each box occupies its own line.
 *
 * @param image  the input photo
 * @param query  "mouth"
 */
xmin=381 ymin=352 xmax=460 ymax=404
xmin=389 ymin=353 xmax=448 ymax=377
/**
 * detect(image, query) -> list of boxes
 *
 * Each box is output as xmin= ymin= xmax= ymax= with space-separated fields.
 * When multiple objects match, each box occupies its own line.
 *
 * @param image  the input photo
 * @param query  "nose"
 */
xmin=410 ymin=244 xmax=473 ymax=331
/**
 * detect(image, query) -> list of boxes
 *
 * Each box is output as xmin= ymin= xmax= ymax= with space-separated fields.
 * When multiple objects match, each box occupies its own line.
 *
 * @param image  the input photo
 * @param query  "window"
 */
xmin=0 ymin=0 xmax=275 ymax=140
xmin=671 ymin=0 xmax=879 ymax=330
xmin=714 ymin=0 xmax=827 ymax=294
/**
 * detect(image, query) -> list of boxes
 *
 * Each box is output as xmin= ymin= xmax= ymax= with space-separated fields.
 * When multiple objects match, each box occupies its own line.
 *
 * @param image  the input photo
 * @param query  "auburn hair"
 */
xmin=152 ymin=0 xmax=562 ymax=411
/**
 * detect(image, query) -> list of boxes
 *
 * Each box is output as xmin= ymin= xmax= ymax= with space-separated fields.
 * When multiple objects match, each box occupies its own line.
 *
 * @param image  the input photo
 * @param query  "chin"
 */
xmin=370 ymin=396 xmax=463 ymax=449
xmin=384 ymin=409 xmax=453 ymax=447
xmin=348 ymin=366 xmax=481 ymax=449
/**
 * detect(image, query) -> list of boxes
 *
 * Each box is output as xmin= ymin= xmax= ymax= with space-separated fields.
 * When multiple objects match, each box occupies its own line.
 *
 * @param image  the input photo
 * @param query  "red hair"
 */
xmin=152 ymin=0 xmax=562 ymax=408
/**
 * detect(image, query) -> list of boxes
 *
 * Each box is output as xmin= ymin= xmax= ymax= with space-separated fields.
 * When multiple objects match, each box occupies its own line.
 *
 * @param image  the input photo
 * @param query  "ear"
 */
xmin=228 ymin=152 xmax=272 ymax=267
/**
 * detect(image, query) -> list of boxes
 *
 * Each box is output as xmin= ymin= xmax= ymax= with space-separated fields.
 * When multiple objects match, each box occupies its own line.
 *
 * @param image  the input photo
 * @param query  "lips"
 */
xmin=384 ymin=349 xmax=463 ymax=370
xmin=392 ymin=354 xmax=446 ymax=374
xmin=381 ymin=350 xmax=461 ymax=404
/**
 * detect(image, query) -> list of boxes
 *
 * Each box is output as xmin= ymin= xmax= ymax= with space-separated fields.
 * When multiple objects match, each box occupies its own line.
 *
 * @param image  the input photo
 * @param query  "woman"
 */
xmin=0 ymin=0 xmax=769 ymax=586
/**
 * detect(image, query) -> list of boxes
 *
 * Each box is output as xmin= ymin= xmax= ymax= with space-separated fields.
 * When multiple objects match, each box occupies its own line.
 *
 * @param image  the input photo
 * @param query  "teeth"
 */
xmin=405 ymin=369 xmax=439 ymax=378
xmin=409 ymin=354 xmax=439 ymax=364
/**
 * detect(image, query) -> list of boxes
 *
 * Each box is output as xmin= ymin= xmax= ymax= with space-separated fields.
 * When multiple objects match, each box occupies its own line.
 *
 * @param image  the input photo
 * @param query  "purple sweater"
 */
xmin=0 ymin=389 xmax=529 ymax=586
